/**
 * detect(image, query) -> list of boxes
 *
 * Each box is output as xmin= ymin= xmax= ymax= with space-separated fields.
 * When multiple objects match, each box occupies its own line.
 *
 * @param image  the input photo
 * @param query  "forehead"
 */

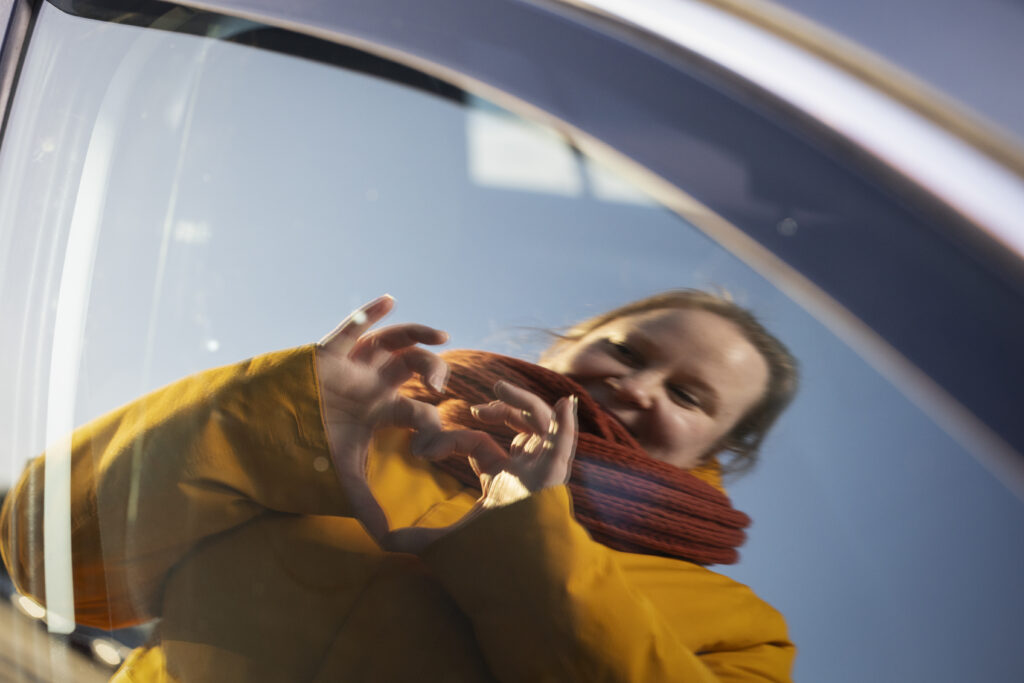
xmin=596 ymin=307 xmax=740 ymax=348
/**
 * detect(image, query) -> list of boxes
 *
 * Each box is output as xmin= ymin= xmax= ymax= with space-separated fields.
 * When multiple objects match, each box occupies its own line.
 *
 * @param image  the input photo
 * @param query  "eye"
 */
xmin=607 ymin=339 xmax=642 ymax=366
xmin=668 ymin=384 xmax=702 ymax=409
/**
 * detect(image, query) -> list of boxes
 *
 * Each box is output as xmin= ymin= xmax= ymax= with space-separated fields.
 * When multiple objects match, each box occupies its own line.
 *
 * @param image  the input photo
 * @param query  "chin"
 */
xmin=643 ymin=448 xmax=676 ymax=465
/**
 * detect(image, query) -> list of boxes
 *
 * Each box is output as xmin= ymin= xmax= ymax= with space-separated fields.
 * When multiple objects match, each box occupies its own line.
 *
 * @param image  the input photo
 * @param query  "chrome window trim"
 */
xmin=0 ymin=0 xmax=34 ymax=147
xmin=564 ymin=0 xmax=1024 ymax=262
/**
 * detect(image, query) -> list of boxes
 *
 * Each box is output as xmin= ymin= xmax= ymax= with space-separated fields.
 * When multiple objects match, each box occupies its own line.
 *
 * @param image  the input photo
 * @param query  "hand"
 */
xmin=470 ymin=381 xmax=579 ymax=495
xmin=382 ymin=384 xmax=578 ymax=555
xmin=315 ymin=295 xmax=503 ymax=544
xmin=316 ymin=295 xmax=448 ymax=477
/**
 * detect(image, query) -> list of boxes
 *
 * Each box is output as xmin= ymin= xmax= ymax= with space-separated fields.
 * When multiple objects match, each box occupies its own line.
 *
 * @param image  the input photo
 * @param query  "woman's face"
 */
xmin=542 ymin=308 xmax=770 ymax=469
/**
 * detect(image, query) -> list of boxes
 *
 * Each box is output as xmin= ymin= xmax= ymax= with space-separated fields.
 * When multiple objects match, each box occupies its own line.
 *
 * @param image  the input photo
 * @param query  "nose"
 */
xmin=606 ymin=374 xmax=655 ymax=409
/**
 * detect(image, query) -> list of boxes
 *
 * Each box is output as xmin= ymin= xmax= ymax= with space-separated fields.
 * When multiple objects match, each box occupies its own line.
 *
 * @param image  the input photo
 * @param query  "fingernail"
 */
xmin=430 ymin=367 xmax=449 ymax=393
xmin=570 ymin=394 xmax=578 ymax=415
xmin=367 ymin=292 xmax=394 ymax=313
xmin=470 ymin=405 xmax=481 ymax=419
xmin=352 ymin=295 xmax=389 ymax=325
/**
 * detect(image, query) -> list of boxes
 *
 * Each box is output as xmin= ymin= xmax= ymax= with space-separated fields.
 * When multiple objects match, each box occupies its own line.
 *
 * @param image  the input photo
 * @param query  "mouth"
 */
xmin=596 ymin=402 xmax=638 ymax=439
xmin=575 ymin=381 xmax=640 ymax=439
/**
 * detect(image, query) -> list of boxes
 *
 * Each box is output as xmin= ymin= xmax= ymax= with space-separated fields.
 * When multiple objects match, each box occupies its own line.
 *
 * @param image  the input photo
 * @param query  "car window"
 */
xmin=0 ymin=4 xmax=1022 ymax=681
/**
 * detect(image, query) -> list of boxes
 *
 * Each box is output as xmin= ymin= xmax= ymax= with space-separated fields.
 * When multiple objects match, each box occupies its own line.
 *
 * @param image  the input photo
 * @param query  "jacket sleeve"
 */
xmin=420 ymin=486 xmax=795 ymax=682
xmin=0 ymin=345 xmax=348 ymax=628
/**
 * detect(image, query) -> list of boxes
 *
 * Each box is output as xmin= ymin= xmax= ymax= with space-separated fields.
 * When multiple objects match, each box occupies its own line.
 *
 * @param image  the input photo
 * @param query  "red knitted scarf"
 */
xmin=401 ymin=350 xmax=751 ymax=565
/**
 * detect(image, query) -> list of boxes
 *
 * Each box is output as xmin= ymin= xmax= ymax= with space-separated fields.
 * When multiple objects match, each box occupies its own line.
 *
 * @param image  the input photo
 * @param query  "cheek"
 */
xmin=634 ymin=409 xmax=722 ymax=469
xmin=659 ymin=410 xmax=722 ymax=454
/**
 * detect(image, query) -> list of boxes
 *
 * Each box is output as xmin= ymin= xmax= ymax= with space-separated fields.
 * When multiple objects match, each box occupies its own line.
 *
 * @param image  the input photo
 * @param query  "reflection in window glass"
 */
xmin=0 ymin=4 xmax=1022 ymax=682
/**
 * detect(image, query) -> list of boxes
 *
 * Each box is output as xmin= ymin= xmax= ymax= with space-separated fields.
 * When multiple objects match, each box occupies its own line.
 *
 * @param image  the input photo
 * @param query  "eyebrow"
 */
xmin=624 ymin=330 xmax=721 ymax=413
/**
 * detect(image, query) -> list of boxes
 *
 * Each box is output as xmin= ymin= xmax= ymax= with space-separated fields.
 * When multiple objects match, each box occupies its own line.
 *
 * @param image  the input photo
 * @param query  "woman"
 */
xmin=1 ymin=290 xmax=798 ymax=682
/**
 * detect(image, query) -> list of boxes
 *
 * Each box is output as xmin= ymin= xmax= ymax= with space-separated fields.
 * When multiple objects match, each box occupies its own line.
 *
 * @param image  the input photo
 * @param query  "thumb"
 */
xmin=382 ymin=526 xmax=449 ymax=554
xmin=382 ymin=503 xmax=486 ymax=554
xmin=339 ymin=478 xmax=390 ymax=543
xmin=411 ymin=429 xmax=507 ymax=468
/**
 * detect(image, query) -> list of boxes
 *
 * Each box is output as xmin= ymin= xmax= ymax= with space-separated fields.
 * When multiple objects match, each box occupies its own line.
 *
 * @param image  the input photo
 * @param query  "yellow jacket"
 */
xmin=0 ymin=346 xmax=794 ymax=682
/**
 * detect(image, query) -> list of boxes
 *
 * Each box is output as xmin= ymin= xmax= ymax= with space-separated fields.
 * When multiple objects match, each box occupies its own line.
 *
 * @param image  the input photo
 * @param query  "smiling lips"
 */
xmin=610 ymin=410 xmax=638 ymax=438
xmin=585 ymin=386 xmax=641 ymax=439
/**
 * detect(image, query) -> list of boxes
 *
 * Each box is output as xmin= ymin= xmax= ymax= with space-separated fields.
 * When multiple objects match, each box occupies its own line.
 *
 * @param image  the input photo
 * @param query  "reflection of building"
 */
xmin=467 ymin=97 xmax=652 ymax=204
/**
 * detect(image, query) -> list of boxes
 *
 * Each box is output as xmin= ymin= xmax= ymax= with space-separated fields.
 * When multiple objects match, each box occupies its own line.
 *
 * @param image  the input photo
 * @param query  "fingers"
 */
xmin=381 ymin=395 xmax=444 ymax=436
xmin=383 ymin=504 xmax=486 ymax=554
xmin=378 ymin=346 xmax=449 ymax=393
xmin=318 ymin=295 xmax=395 ymax=354
xmin=318 ymin=297 xmax=449 ymax=384
xmin=350 ymin=323 xmax=449 ymax=365
xmin=473 ymin=382 xmax=572 ymax=476
xmin=549 ymin=395 xmax=579 ymax=484
xmin=473 ymin=389 xmax=578 ymax=489
xmin=382 ymin=525 xmax=449 ymax=555
xmin=509 ymin=395 xmax=577 ymax=485
xmin=379 ymin=398 xmax=508 ymax=470
xmin=338 ymin=477 xmax=390 ymax=542
xmin=469 ymin=400 xmax=534 ymax=434
xmin=491 ymin=380 xmax=556 ymax=435
xmin=414 ymin=429 xmax=508 ymax=472
xmin=508 ymin=426 xmax=555 ymax=464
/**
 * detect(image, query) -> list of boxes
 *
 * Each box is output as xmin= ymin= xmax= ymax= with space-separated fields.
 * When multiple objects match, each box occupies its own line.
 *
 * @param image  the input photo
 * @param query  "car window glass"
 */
xmin=0 ymin=4 xmax=1022 ymax=681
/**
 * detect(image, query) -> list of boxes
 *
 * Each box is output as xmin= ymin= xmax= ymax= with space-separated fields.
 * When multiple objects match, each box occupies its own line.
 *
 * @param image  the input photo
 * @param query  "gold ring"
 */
xmin=547 ymin=415 xmax=559 ymax=437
